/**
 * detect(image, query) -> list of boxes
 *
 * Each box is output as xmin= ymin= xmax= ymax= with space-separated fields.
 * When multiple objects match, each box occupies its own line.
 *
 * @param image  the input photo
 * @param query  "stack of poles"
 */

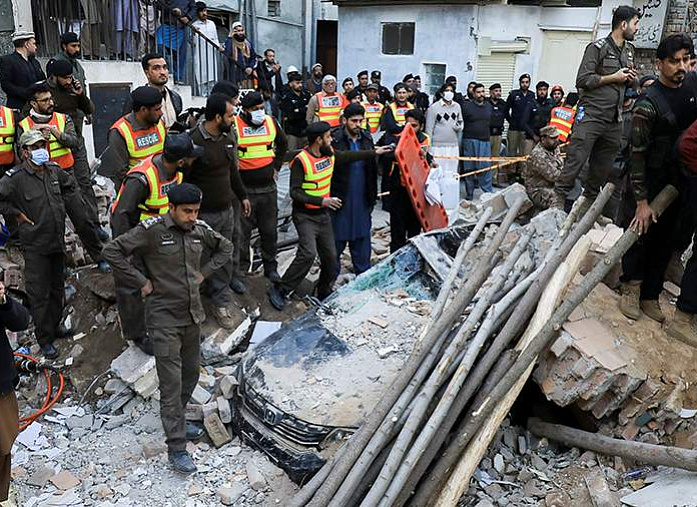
xmin=290 ymin=183 xmax=678 ymax=507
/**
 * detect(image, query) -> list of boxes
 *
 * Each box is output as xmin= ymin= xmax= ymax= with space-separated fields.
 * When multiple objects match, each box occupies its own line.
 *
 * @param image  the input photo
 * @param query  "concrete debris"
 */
xmin=201 ymin=317 xmax=252 ymax=361
xmin=110 ymin=345 xmax=156 ymax=385
xmin=203 ymin=413 xmax=232 ymax=448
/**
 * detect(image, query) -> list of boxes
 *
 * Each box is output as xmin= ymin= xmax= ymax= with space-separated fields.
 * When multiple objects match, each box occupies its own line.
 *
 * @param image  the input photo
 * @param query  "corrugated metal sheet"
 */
xmin=475 ymin=52 xmax=516 ymax=97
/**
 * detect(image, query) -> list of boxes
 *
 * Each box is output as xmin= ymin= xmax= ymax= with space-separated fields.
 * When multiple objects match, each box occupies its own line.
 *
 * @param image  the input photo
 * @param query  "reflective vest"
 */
xmin=315 ymin=92 xmax=345 ymax=127
xmin=234 ymin=114 xmax=277 ymax=170
xmin=111 ymin=116 xmax=166 ymax=169
xmin=0 ymin=106 xmax=15 ymax=165
xmin=362 ymin=101 xmax=384 ymax=134
xmin=19 ymin=113 xmax=74 ymax=169
xmin=111 ymin=155 xmax=183 ymax=221
xmin=389 ymin=101 xmax=414 ymax=127
xmin=296 ymin=149 xmax=334 ymax=210
xmin=548 ymin=106 xmax=576 ymax=143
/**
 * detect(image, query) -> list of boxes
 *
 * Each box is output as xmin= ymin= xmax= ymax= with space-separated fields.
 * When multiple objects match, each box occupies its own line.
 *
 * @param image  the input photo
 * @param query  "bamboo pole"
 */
xmin=413 ymin=185 xmax=678 ymax=506
xmin=300 ymin=198 xmax=526 ymax=507
xmin=394 ymin=185 xmax=616 ymax=507
xmin=433 ymin=233 xmax=591 ymax=506
xmin=528 ymin=418 xmax=697 ymax=473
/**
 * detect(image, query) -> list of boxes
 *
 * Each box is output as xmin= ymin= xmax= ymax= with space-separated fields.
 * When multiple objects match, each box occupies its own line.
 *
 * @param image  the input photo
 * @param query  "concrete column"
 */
xmin=11 ymin=0 xmax=32 ymax=31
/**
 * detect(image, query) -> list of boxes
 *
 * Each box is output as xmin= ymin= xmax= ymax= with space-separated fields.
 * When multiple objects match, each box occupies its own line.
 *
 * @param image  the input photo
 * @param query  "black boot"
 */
xmin=133 ymin=336 xmax=154 ymax=356
xmin=186 ymin=422 xmax=204 ymax=440
xmin=168 ymin=450 xmax=197 ymax=474
xmin=268 ymin=284 xmax=287 ymax=311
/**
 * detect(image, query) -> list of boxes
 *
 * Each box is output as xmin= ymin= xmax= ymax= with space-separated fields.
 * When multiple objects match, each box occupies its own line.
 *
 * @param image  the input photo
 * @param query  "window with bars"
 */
xmin=381 ymin=22 xmax=415 ymax=55
xmin=268 ymin=0 xmax=281 ymax=17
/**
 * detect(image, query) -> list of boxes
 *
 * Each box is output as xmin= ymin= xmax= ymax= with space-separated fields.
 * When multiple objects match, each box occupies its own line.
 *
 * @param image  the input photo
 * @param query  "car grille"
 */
xmin=242 ymin=381 xmax=343 ymax=447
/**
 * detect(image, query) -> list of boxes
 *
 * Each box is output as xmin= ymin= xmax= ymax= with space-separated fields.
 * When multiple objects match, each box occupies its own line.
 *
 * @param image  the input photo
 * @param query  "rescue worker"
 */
xmin=331 ymin=104 xmax=379 ymax=275
xmin=371 ymin=70 xmax=392 ymax=105
xmin=234 ymin=92 xmax=287 ymax=285
xmin=0 ymin=104 xmax=17 ymax=176
xmin=523 ymin=125 xmax=563 ymax=210
xmin=382 ymin=82 xmax=414 ymax=136
xmin=554 ymin=5 xmax=640 ymax=207
xmin=103 ymin=183 xmax=233 ymax=474
xmin=279 ymin=71 xmax=311 ymax=150
xmin=550 ymin=84 xmax=565 ymax=106
xmin=45 ymin=59 xmax=102 ymax=236
xmin=110 ymin=133 xmax=203 ymax=354
xmin=306 ymin=75 xmax=346 ymax=128
xmin=361 ymin=83 xmax=384 ymax=136
xmin=618 ymin=34 xmax=697 ymax=343
xmin=548 ymin=92 xmax=579 ymax=144
xmin=0 ymin=130 xmax=104 ymax=359
xmin=0 ymin=279 xmax=30 ymax=505
xmin=104 ymin=86 xmax=166 ymax=190
xmin=504 ymin=74 xmax=535 ymax=181
xmin=188 ymin=93 xmax=250 ymax=321
xmin=380 ymin=109 xmax=433 ymax=252
xmin=18 ymin=82 xmax=108 ymax=262
xmin=267 ymin=121 xmax=391 ymax=310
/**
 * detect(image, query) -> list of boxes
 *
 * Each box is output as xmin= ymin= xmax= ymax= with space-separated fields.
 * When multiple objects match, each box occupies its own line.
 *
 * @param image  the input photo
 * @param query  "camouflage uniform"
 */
xmin=524 ymin=143 xmax=563 ymax=210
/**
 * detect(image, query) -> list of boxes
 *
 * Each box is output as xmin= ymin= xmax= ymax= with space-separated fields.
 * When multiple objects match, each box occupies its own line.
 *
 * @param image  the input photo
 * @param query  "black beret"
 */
xmin=346 ymin=89 xmax=362 ymax=101
xmin=489 ymin=83 xmax=502 ymax=91
xmin=167 ymin=183 xmax=202 ymax=205
xmin=240 ymin=91 xmax=263 ymax=109
xmin=60 ymin=32 xmax=79 ymax=45
xmin=305 ymin=121 xmax=331 ymax=138
xmin=357 ymin=70 xmax=368 ymax=78
xmin=47 ymin=59 xmax=73 ymax=78
xmin=371 ymin=70 xmax=381 ymax=78
xmin=287 ymin=72 xmax=302 ymax=82
xmin=131 ymin=86 xmax=163 ymax=108
xmin=519 ymin=73 xmax=531 ymax=82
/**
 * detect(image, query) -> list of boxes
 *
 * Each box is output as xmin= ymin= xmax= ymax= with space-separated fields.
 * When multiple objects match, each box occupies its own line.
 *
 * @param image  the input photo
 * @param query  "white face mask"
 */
xmin=250 ymin=109 xmax=265 ymax=126
xmin=443 ymin=91 xmax=454 ymax=103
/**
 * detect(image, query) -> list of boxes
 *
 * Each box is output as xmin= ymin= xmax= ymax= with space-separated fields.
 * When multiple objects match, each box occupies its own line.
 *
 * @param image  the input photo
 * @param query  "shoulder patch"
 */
xmin=141 ymin=216 xmax=164 ymax=229
xmin=4 ymin=167 xmax=18 ymax=177
xmin=195 ymin=219 xmax=213 ymax=230
xmin=593 ymin=38 xmax=606 ymax=49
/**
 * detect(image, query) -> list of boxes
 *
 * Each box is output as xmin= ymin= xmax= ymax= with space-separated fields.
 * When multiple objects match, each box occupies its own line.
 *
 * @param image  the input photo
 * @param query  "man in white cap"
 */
xmin=306 ymin=75 xmax=347 ymax=128
xmin=224 ymin=21 xmax=258 ymax=88
xmin=0 ymin=31 xmax=46 ymax=109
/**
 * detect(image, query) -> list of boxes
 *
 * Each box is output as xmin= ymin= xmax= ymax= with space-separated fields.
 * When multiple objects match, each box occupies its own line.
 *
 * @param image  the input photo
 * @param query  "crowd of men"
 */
xmin=2 ymin=1 xmax=697 ymax=484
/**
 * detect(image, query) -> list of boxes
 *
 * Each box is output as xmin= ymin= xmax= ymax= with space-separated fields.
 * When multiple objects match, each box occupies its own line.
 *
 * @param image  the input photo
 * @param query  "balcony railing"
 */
xmin=31 ymin=0 xmax=226 ymax=96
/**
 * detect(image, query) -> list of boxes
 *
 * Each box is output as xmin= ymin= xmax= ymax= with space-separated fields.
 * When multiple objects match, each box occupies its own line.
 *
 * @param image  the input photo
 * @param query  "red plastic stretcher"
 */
xmin=394 ymin=123 xmax=449 ymax=232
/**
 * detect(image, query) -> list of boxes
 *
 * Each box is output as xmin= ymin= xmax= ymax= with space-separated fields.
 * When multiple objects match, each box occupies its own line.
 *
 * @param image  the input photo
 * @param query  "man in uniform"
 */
xmin=523 ymin=125 xmax=563 ymax=210
xmin=234 ymin=92 xmax=287 ymax=285
xmin=554 ymin=5 xmax=640 ymax=207
xmin=17 ymin=82 xmax=108 ymax=265
xmin=371 ymin=70 xmax=392 ymax=105
xmin=488 ymin=83 xmax=506 ymax=181
xmin=279 ymin=71 xmax=311 ymax=151
xmin=0 ymin=130 xmax=104 ymax=359
xmin=361 ymin=83 xmax=385 ymax=137
xmin=104 ymin=183 xmax=233 ymax=474
xmin=187 ymin=93 xmax=249 ymax=321
xmin=306 ymin=75 xmax=347 ymax=128
xmin=267 ymin=122 xmax=391 ymax=310
xmin=618 ymin=34 xmax=697 ymax=341
xmin=110 ymin=133 xmax=202 ymax=354
xmin=523 ymin=80 xmax=554 ymax=154
xmin=104 ymin=86 xmax=166 ymax=189
xmin=504 ymin=74 xmax=535 ymax=180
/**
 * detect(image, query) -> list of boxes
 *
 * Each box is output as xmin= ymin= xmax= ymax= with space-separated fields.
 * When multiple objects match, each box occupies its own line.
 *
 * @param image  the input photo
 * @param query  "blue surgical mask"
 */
xmin=30 ymin=148 xmax=50 ymax=166
xmin=250 ymin=109 xmax=266 ymax=126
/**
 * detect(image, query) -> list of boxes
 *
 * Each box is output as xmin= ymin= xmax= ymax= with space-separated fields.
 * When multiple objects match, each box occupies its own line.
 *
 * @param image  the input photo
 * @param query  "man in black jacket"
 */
xmin=0 ymin=280 xmax=30 ymax=504
xmin=330 ymin=103 xmax=378 ymax=275
xmin=489 ymin=83 xmax=506 ymax=163
xmin=279 ymin=71 xmax=311 ymax=150
xmin=505 ymin=73 xmax=535 ymax=180
xmin=522 ymin=80 xmax=554 ymax=153
xmin=0 ymin=31 xmax=46 ymax=110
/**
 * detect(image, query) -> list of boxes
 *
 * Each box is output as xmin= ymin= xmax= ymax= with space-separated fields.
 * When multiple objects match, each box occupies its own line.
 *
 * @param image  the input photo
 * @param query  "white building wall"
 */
xmin=337 ymin=1 xmax=626 ymax=92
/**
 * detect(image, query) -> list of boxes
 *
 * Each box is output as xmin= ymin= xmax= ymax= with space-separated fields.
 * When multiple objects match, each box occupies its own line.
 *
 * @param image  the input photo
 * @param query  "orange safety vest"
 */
xmin=548 ymin=106 xmax=576 ymax=143
xmin=362 ymin=101 xmax=384 ymax=134
xmin=389 ymin=101 xmax=414 ymax=127
xmin=315 ymin=92 xmax=346 ymax=127
xmin=19 ymin=113 xmax=74 ymax=169
xmin=0 ymin=106 xmax=15 ymax=165
xmin=111 ymin=116 xmax=166 ymax=169
xmin=295 ymin=149 xmax=334 ymax=210
xmin=234 ymin=114 xmax=278 ymax=170
xmin=111 ymin=155 xmax=183 ymax=221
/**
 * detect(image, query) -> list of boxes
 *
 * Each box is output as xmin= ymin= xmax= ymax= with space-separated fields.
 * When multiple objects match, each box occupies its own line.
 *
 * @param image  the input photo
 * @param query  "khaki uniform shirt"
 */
xmin=103 ymin=214 xmax=233 ymax=328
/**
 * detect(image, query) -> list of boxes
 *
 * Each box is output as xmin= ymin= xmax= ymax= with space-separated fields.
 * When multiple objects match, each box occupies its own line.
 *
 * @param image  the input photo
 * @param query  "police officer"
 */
xmin=110 ymin=133 xmax=203 ymax=354
xmin=279 ymin=70 xmax=311 ymax=151
xmin=234 ymin=91 xmax=287 ymax=285
xmin=103 ymin=183 xmax=233 ymax=474
xmin=267 ymin=121 xmax=392 ymax=310
xmin=554 ymin=5 xmax=640 ymax=206
xmin=504 ymin=74 xmax=535 ymax=181
xmin=0 ymin=130 xmax=105 ymax=359
xmin=371 ymin=70 xmax=392 ymax=105
xmin=103 ymin=86 xmax=166 ymax=189
xmin=618 ymin=35 xmax=697 ymax=344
